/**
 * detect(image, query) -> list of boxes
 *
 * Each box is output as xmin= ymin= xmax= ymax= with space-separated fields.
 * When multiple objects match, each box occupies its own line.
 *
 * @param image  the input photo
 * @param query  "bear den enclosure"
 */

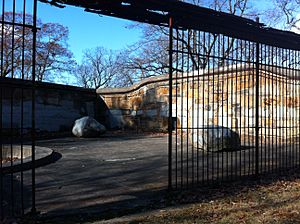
xmin=2 ymin=0 xmax=300 ymax=221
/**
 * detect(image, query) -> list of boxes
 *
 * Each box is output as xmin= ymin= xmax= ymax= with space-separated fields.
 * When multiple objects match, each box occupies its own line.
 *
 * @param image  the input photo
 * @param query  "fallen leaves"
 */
xmin=129 ymin=174 xmax=300 ymax=224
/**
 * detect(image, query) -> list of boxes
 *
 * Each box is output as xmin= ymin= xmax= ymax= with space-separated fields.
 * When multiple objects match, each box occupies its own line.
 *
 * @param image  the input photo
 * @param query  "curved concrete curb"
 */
xmin=1 ymin=146 xmax=60 ymax=174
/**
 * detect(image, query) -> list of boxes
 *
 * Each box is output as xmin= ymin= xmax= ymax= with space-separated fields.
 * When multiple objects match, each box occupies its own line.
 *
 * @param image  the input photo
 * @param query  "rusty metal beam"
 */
xmin=39 ymin=0 xmax=300 ymax=50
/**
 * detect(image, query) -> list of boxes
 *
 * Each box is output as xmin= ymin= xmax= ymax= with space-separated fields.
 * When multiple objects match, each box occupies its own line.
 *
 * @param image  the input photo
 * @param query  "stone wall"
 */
xmin=97 ymin=75 xmax=170 ymax=131
xmin=1 ymin=78 xmax=103 ymax=137
xmin=97 ymin=65 xmax=300 ymax=139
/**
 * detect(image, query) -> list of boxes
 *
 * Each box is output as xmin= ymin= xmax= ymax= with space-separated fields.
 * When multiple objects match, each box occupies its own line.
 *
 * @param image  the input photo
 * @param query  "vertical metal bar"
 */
xmin=295 ymin=51 xmax=300 ymax=167
xmin=192 ymin=31 xmax=196 ymax=186
xmin=31 ymin=0 xmax=38 ymax=213
xmin=221 ymin=35 xmax=225 ymax=181
xmin=246 ymin=41 xmax=249 ymax=176
xmin=279 ymin=48 xmax=282 ymax=171
xmin=168 ymin=15 xmax=173 ymax=190
xmin=0 ymin=92 xmax=1 ymax=220
xmin=206 ymin=33 xmax=211 ymax=183
xmin=11 ymin=0 xmax=15 ymax=79
xmin=248 ymin=42 xmax=255 ymax=175
xmin=216 ymin=34 xmax=220 ymax=181
xmin=275 ymin=47 xmax=278 ymax=171
xmin=175 ymin=28 xmax=178 ymax=189
xmin=281 ymin=48 xmax=284 ymax=172
xmin=293 ymin=50 xmax=296 ymax=168
xmin=10 ymin=0 xmax=16 ymax=216
xmin=234 ymin=39 xmax=238 ymax=180
xmin=293 ymin=50 xmax=297 ymax=169
xmin=180 ymin=29 xmax=184 ymax=188
xmin=292 ymin=50 xmax=298 ymax=168
xmin=287 ymin=49 xmax=290 ymax=169
xmin=187 ymin=29 xmax=193 ymax=186
xmin=186 ymin=30 xmax=191 ymax=188
xmin=211 ymin=33 xmax=215 ymax=182
xmin=264 ymin=45 xmax=267 ymax=173
xmin=271 ymin=46 xmax=275 ymax=172
xmin=226 ymin=36 xmax=229 ymax=179
xmin=196 ymin=30 xmax=200 ymax=184
xmin=269 ymin=47 xmax=272 ymax=172
xmin=239 ymin=39 xmax=242 ymax=178
xmin=292 ymin=53 xmax=294 ymax=168
xmin=295 ymin=51 xmax=300 ymax=168
xmin=246 ymin=40 xmax=250 ymax=176
xmin=285 ymin=48 xmax=288 ymax=170
xmin=202 ymin=31 xmax=206 ymax=184
xmin=255 ymin=17 xmax=260 ymax=177
xmin=298 ymin=50 xmax=300 ymax=168
xmin=230 ymin=37 xmax=234 ymax=180
xmin=21 ymin=0 xmax=27 ymax=215
xmin=186 ymin=29 xmax=190 ymax=187
xmin=191 ymin=31 xmax=195 ymax=186
xmin=10 ymin=88 xmax=14 ymax=216
xmin=0 ymin=0 xmax=4 ymax=219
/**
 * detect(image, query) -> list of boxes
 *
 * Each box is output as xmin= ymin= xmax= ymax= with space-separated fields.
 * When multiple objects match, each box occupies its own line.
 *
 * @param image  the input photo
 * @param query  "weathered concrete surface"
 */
xmin=98 ymin=64 xmax=300 ymax=140
xmin=31 ymin=134 xmax=168 ymax=216
xmin=1 ymin=78 xmax=102 ymax=136
xmin=98 ymin=75 xmax=169 ymax=131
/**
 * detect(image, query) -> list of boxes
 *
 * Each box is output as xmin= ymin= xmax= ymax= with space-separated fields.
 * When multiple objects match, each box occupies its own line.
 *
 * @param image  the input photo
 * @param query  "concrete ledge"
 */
xmin=97 ymin=64 xmax=300 ymax=96
xmin=97 ymin=74 xmax=169 ymax=95
xmin=1 ymin=146 xmax=60 ymax=173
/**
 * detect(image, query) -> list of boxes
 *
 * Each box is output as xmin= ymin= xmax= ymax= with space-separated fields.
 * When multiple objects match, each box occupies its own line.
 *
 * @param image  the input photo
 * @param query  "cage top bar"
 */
xmin=40 ymin=0 xmax=300 ymax=51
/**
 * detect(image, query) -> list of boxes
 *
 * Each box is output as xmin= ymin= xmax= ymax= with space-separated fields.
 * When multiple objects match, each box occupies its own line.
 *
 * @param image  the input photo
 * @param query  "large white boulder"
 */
xmin=192 ymin=125 xmax=241 ymax=152
xmin=72 ymin=116 xmax=106 ymax=138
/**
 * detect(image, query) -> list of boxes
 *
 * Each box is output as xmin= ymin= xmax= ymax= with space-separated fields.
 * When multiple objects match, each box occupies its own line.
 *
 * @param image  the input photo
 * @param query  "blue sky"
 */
xmin=12 ymin=1 xmax=280 ymax=64
xmin=37 ymin=2 xmax=141 ymax=63
xmin=4 ymin=0 xmax=141 ymax=63
xmin=35 ymin=0 xmax=273 ymax=63
xmin=8 ymin=0 xmax=295 ymax=85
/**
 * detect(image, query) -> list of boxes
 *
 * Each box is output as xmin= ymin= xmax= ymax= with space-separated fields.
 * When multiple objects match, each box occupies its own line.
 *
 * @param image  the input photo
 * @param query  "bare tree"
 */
xmin=75 ymin=47 xmax=125 ymax=89
xmin=0 ymin=12 xmax=75 ymax=81
xmin=35 ymin=22 xmax=75 ymax=81
xmin=263 ymin=0 xmax=300 ymax=32
xmin=124 ymin=0 xmax=257 ymax=80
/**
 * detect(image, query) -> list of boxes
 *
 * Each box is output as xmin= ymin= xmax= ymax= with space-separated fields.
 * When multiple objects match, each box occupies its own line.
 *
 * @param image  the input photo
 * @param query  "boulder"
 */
xmin=192 ymin=125 xmax=241 ymax=152
xmin=72 ymin=116 xmax=106 ymax=138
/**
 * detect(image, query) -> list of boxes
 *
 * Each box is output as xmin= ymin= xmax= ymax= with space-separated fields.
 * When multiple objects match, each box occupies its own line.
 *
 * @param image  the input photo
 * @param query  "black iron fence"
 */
xmin=169 ymin=18 xmax=300 ymax=189
xmin=1 ymin=0 xmax=300 ymax=219
xmin=0 ymin=0 xmax=37 ymax=220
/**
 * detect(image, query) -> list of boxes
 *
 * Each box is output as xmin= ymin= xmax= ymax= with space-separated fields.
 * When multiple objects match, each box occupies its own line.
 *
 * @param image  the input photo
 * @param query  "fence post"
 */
xmin=31 ymin=0 xmax=38 ymax=214
xmin=168 ymin=16 xmax=174 ymax=190
xmin=255 ymin=17 xmax=260 ymax=177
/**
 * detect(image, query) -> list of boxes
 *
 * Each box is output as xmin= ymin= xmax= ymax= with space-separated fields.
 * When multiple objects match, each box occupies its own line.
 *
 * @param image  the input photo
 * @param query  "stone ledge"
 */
xmin=97 ymin=64 xmax=300 ymax=96
xmin=97 ymin=74 xmax=169 ymax=95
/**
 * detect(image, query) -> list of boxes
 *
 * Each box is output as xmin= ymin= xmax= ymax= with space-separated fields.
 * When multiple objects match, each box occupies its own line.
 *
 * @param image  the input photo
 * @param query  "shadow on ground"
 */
xmin=30 ymin=134 xmax=169 ymax=222
xmin=15 ymin=133 xmax=300 ymax=223
xmin=33 ymin=167 xmax=300 ymax=224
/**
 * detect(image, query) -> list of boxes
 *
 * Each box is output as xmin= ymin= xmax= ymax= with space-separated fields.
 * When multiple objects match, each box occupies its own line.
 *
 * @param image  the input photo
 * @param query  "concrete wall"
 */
xmin=1 ymin=78 xmax=103 ymax=137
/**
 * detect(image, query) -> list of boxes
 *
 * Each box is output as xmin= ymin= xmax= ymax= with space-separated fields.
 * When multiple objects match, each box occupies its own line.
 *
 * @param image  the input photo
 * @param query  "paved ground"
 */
xmin=4 ymin=132 xmax=297 ymax=221
xmin=33 ymin=133 xmax=169 ymax=218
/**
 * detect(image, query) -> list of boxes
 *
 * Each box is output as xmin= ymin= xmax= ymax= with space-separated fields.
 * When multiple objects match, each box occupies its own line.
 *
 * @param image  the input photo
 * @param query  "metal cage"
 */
xmin=169 ymin=18 xmax=300 ymax=189
xmin=0 ymin=0 xmax=37 ymax=219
